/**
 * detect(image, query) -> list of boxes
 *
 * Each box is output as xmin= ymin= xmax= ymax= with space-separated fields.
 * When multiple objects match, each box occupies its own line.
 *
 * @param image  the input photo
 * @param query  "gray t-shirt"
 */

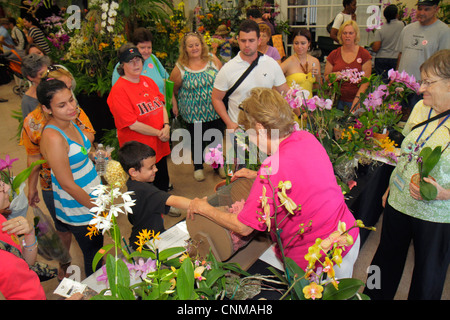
xmin=396 ymin=19 xmax=450 ymax=80
xmin=373 ymin=19 xmax=405 ymax=59
xmin=21 ymin=94 xmax=39 ymax=119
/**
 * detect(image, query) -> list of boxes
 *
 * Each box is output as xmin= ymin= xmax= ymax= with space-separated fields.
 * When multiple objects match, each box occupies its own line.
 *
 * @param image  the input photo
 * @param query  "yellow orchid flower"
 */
xmin=323 ymin=257 xmax=335 ymax=278
xmin=304 ymin=239 xmax=323 ymax=269
xmin=277 ymin=181 xmax=300 ymax=215
xmin=303 ymin=282 xmax=323 ymax=300
xmin=260 ymin=186 xmax=272 ymax=231
xmin=194 ymin=266 xmax=206 ymax=281
xmin=320 ymin=221 xmax=353 ymax=253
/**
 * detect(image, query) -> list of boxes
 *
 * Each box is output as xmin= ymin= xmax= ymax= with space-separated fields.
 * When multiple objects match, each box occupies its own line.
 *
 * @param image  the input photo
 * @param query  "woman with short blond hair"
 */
xmin=324 ymin=20 xmax=372 ymax=112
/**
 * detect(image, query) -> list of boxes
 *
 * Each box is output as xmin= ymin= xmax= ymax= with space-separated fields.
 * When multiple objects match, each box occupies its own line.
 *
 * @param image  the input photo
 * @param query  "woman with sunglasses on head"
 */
xmin=20 ymin=68 xmax=95 ymax=280
xmin=108 ymin=43 xmax=171 ymax=191
xmin=169 ymin=31 xmax=225 ymax=182
xmin=38 ymin=78 xmax=102 ymax=278
xmin=365 ymin=50 xmax=450 ymax=300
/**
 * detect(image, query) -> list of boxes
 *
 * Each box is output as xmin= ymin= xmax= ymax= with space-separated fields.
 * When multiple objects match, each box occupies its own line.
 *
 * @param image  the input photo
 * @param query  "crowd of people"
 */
xmin=0 ymin=0 xmax=449 ymax=301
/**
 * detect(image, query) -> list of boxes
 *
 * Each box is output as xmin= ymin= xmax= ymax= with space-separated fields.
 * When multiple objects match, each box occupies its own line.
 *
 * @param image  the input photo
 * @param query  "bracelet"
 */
xmin=163 ymin=123 xmax=170 ymax=127
xmin=23 ymin=236 xmax=38 ymax=251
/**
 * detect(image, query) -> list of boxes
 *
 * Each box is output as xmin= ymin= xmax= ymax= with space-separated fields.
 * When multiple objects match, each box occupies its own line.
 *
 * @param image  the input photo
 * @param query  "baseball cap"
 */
xmin=416 ymin=0 xmax=440 ymax=6
xmin=119 ymin=47 xmax=143 ymax=63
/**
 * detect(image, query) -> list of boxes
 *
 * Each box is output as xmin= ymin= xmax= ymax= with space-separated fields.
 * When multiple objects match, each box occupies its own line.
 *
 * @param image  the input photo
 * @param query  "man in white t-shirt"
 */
xmin=212 ymin=19 xmax=288 ymax=130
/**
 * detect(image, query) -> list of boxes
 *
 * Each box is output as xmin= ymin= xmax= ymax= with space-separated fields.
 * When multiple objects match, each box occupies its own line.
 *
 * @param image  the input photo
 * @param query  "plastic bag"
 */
xmin=33 ymin=206 xmax=71 ymax=264
xmin=8 ymin=182 xmax=28 ymax=219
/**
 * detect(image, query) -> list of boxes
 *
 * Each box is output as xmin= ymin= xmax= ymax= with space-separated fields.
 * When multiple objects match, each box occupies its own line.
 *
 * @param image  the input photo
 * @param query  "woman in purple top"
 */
xmin=188 ymin=88 xmax=359 ymax=276
xmin=258 ymin=24 xmax=281 ymax=64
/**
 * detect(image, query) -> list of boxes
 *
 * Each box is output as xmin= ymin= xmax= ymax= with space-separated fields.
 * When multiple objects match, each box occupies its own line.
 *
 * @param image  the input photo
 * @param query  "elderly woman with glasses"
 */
xmin=188 ymin=87 xmax=360 ymax=276
xmin=108 ymin=43 xmax=171 ymax=191
xmin=169 ymin=31 xmax=225 ymax=182
xmin=365 ymin=50 xmax=450 ymax=300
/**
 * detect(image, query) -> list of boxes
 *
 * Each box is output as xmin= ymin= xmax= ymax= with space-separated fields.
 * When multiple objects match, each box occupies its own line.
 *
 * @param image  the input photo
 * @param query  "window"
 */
xmin=279 ymin=0 xmax=383 ymax=52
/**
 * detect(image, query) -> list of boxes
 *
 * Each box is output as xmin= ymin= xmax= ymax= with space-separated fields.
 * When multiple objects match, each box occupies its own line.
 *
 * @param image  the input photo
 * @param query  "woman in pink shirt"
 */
xmin=188 ymin=88 xmax=359 ymax=276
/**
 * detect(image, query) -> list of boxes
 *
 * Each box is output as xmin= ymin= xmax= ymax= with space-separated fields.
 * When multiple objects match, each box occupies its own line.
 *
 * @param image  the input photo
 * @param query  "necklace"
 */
xmin=295 ymin=53 xmax=309 ymax=74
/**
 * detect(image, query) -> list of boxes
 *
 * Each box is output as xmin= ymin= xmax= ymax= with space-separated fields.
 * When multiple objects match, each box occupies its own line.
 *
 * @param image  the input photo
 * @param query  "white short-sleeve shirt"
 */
xmin=214 ymin=53 xmax=286 ymax=123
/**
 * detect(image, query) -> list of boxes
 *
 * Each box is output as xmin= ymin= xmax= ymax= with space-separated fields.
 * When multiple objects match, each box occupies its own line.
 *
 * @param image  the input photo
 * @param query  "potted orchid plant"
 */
xmin=87 ymin=180 xmax=252 ymax=300
xmin=257 ymin=166 xmax=376 ymax=300
xmin=411 ymin=141 xmax=449 ymax=201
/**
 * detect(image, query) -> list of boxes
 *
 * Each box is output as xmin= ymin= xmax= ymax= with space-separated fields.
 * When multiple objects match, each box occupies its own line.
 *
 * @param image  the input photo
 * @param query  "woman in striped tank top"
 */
xmin=38 ymin=79 xmax=103 ymax=277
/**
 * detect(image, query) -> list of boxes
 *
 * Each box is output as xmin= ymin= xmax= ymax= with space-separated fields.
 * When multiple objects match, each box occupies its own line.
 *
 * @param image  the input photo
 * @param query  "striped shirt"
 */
xmin=28 ymin=26 xmax=50 ymax=54
xmin=45 ymin=123 xmax=100 ymax=226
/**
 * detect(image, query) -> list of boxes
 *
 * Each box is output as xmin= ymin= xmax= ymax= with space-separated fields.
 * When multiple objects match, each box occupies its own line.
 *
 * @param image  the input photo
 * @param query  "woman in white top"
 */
xmin=330 ymin=0 xmax=357 ymax=43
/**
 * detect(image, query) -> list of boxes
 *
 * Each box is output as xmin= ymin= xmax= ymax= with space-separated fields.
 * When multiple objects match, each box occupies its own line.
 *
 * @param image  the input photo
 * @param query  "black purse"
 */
xmin=222 ymin=52 xmax=263 ymax=110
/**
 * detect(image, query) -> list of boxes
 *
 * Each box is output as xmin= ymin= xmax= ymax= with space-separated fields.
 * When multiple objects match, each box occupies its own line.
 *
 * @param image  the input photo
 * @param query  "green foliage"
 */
xmin=418 ymin=146 xmax=442 ymax=200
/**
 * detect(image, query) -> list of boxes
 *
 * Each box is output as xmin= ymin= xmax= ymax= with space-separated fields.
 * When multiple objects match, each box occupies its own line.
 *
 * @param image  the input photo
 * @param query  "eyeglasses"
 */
xmin=418 ymin=79 xmax=441 ymax=87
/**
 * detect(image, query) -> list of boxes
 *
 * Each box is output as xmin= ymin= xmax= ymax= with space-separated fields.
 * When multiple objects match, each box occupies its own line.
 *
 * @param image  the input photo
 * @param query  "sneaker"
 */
xmin=168 ymin=206 xmax=181 ymax=217
xmin=194 ymin=169 xmax=205 ymax=181
xmin=216 ymin=166 xmax=226 ymax=179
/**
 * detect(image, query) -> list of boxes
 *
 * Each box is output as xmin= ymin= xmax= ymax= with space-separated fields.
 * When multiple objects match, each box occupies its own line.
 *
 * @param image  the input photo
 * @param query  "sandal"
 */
xmin=30 ymin=261 xmax=58 ymax=282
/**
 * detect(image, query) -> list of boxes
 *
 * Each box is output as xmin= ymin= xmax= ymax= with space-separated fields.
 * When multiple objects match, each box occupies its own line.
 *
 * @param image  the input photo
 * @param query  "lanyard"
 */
xmin=415 ymin=108 xmax=450 ymax=148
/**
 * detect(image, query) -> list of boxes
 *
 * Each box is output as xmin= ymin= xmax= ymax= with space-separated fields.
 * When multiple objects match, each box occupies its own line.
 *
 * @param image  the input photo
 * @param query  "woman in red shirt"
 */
xmin=324 ymin=20 xmax=372 ymax=112
xmin=108 ymin=44 xmax=171 ymax=191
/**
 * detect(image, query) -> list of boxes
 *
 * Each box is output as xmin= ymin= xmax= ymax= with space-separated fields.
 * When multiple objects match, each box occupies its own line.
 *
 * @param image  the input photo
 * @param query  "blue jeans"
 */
xmin=42 ymin=189 xmax=103 ymax=277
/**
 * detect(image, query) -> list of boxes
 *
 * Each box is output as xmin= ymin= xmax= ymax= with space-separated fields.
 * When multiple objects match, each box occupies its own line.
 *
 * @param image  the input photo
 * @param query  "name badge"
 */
xmin=392 ymin=172 xmax=406 ymax=191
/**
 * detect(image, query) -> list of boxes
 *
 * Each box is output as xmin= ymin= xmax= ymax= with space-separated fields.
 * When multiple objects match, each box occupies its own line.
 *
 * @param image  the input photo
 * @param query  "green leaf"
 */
xmin=420 ymin=180 xmax=438 ymax=201
xmin=205 ymin=269 xmax=228 ymax=288
xmin=158 ymin=246 xmax=185 ymax=261
xmin=322 ymin=278 xmax=365 ymax=300
xmin=177 ymin=258 xmax=195 ymax=300
xmin=117 ymin=284 xmax=135 ymax=300
xmin=12 ymin=160 xmax=46 ymax=193
xmin=106 ymin=254 xmax=118 ymax=296
xmin=421 ymin=146 xmax=441 ymax=178
xmin=92 ymin=243 xmax=114 ymax=273
xmin=284 ymin=257 xmax=308 ymax=300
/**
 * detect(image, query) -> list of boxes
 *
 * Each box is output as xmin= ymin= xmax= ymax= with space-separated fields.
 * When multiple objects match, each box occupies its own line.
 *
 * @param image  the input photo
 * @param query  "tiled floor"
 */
xmin=0 ymin=80 xmax=448 ymax=300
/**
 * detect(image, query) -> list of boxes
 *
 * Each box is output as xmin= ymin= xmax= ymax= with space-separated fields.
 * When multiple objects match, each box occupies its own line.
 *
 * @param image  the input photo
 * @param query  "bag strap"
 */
xmin=411 ymin=109 xmax=450 ymax=131
xmin=223 ymin=52 xmax=263 ymax=103
xmin=0 ymin=238 xmax=23 ymax=260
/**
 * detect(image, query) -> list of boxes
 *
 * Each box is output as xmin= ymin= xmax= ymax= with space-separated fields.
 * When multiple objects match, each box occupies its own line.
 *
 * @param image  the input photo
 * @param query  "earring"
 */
xmin=48 ymin=111 xmax=52 ymax=115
